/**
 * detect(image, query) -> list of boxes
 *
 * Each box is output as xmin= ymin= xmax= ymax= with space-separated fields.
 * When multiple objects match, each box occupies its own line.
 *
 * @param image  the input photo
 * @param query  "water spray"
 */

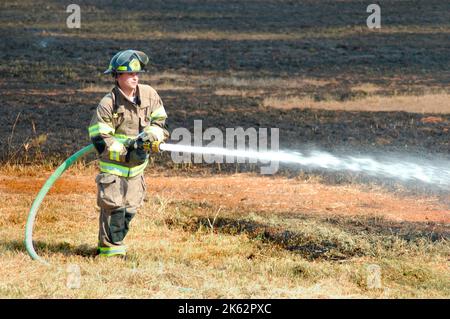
xmin=159 ymin=143 xmax=450 ymax=187
xmin=26 ymin=139 xmax=450 ymax=263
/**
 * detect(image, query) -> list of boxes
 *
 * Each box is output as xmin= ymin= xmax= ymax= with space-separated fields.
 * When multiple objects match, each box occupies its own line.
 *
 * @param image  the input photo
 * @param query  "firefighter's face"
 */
xmin=117 ymin=72 xmax=139 ymax=91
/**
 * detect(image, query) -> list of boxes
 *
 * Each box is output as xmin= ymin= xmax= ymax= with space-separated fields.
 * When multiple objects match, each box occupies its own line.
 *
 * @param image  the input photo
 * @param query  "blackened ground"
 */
xmin=1 ymin=0 xmax=449 ymax=193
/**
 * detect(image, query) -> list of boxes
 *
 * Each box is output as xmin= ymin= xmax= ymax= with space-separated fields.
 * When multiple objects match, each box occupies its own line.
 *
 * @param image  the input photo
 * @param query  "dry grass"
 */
xmin=214 ymin=89 xmax=267 ymax=97
xmin=78 ymin=84 xmax=112 ymax=93
xmin=208 ymin=76 xmax=333 ymax=89
xmin=45 ymin=25 xmax=450 ymax=42
xmin=77 ymin=73 xmax=335 ymax=96
xmin=351 ymin=83 xmax=382 ymax=94
xmin=152 ymin=84 xmax=195 ymax=92
xmin=141 ymin=73 xmax=334 ymax=90
xmin=0 ymin=166 xmax=448 ymax=298
xmin=263 ymin=93 xmax=450 ymax=114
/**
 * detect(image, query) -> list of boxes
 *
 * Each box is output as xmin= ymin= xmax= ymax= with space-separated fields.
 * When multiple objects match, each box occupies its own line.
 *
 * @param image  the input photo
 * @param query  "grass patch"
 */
xmin=262 ymin=92 xmax=450 ymax=113
xmin=0 ymin=175 xmax=448 ymax=298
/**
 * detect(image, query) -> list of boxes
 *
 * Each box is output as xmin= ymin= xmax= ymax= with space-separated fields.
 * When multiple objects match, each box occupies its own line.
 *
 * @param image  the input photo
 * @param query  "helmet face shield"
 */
xmin=104 ymin=49 xmax=150 ymax=75
xmin=134 ymin=50 xmax=149 ymax=66
xmin=115 ymin=50 xmax=135 ymax=66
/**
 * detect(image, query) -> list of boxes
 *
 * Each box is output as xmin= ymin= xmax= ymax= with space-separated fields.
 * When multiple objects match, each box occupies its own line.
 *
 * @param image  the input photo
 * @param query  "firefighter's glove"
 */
xmin=125 ymin=146 xmax=147 ymax=165
xmin=135 ymin=137 xmax=151 ymax=154
xmin=136 ymin=137 xmax=162 ymax=154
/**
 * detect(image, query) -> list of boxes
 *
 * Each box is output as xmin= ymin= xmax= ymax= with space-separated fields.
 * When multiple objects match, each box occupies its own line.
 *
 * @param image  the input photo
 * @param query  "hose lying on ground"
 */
xmin=24 ymin=144 xmax=95 ymax=264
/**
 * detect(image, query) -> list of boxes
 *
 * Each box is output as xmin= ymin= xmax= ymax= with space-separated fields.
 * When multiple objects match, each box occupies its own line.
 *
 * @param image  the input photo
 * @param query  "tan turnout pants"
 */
xmin=95 ymin=172 xmax=147 ymax=256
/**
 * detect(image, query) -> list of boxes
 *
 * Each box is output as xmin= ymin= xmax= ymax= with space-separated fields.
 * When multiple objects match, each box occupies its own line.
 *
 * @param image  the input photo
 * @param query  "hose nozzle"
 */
xmin=151 ymin=140 xmax=163 ymax=153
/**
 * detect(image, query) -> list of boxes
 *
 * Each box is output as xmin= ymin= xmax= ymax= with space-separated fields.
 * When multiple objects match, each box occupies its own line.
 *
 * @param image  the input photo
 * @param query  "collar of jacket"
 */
xmin=115 ymin=84 xmax=142 ymax=107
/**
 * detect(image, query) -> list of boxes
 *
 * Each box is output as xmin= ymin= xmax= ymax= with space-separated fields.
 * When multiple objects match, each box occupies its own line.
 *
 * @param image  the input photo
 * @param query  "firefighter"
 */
xmin=88 ymin=49 xmax=169 ymax=257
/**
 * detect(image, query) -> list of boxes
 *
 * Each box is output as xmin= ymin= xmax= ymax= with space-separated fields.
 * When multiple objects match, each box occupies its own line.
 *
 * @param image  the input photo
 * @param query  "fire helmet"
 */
xmin=104 ymin=49 xmax=149 ymax=75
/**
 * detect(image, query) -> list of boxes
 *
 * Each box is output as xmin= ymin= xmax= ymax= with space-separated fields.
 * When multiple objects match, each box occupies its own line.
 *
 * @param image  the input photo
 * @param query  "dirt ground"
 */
xmin=1 ymin=170 xmax=449 ymax=224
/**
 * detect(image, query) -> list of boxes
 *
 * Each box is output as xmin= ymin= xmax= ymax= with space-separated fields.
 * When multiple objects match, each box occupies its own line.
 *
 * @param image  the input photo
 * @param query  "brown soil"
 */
xmin=2 ymin=172 xmax=448 ymax=223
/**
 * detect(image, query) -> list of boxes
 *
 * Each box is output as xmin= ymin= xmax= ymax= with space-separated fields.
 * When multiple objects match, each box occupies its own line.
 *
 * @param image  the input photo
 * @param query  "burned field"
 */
xmin=1 ymin=0 xmax=449 ymax=163
xmin=0 ymin=0 xmax=449 ymax=298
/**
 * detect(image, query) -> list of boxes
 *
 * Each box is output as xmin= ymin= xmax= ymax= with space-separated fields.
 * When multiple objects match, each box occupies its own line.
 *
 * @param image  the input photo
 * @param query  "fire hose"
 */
xmin=26 ymin=131 xmax=448 ymax=263
xmin=24 ymin=132 xmax=161 ymax=264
